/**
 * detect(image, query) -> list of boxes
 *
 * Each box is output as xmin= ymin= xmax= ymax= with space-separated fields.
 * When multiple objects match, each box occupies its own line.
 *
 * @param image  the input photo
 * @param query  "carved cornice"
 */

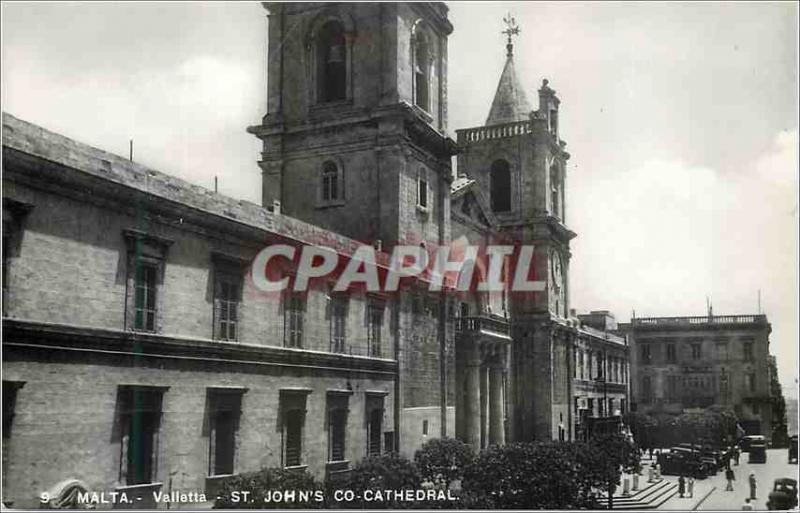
xmin=2 ymin=318 xmax=397 ymax=377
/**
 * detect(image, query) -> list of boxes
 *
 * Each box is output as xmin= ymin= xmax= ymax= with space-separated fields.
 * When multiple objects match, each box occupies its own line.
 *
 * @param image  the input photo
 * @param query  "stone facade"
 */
xmin=1 ymin=2 xmax=631 ymax=508
xmin=618 ymin=314 xmax=773 ymax=437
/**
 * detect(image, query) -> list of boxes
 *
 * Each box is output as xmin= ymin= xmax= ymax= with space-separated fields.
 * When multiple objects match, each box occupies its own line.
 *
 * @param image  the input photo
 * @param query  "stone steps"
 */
xmin=603 ymin=479 xmax=679 ymax=510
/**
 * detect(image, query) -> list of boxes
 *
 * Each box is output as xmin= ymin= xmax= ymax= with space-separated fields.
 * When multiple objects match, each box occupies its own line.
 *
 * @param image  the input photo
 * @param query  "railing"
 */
xmin=455 ymin=315 xmax=511 ymax=337
xmin=456 ymin=120 xmax=532 ymax=143
xmin=632 ymin=315 xmax=767 ymax=326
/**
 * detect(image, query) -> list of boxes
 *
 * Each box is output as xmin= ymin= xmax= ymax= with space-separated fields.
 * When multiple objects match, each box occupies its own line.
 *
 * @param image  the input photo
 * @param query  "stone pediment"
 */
xmin=451 ymin=178 xmax=499 ymax=230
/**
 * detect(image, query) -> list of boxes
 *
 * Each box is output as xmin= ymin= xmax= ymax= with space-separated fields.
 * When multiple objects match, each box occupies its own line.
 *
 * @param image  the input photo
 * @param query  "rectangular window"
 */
xmin=367 ymin=302 xmax=384 ymax=357
xmin=327 ymin=393 xmax=349 ymax=462
xmin=666 ymin=344 xmax=676 ymax=363
xmin=717 ymin=342 xmax=729 ymax=361
xmin=640 ymin=344 xmax=651 ymax=364
xmin=2 ymin=381 xmax=25 ymax=438
xmin=214 ymin=273 xmax=240 ymax=341
xmin=280 ymin=391 xmax=308 ymax=468
xmin=117 ymin=386 xmax=164 ymax=485
xmin=417 ymin=171 xmax=429 ymax=209
xmin=691 ymin=343 xmax=702 ymax=359
xmin=747 ymin=373 xmax=756 ymax=393
xmin=366 ymin=394 xmax=384 ymax=456
xmin=744 ymin=341 xmax=754 ymax=362
xmin=124 ymin=230 xmax=171 ymax=333
xmin=134 ymin=263 xmax=158 ymax=332
xmin=2 ymin=199 xmax=33 ymax=316
xmin=329 ymin=295 xmax=347 ymax=353
xmin=284 ymin=294 xmax=305 ymax=348
xmin=207 ymin=389 xmax=243 ymax=476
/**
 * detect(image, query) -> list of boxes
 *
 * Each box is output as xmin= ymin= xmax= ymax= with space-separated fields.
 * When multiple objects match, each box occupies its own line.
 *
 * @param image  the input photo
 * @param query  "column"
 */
xmin=480 ymin=365 xmax=489 ymax=448
xmin=464 ymin=344 xmax=482 ymax=451
xmin=489 ymin=363 xmax=505 ymax=445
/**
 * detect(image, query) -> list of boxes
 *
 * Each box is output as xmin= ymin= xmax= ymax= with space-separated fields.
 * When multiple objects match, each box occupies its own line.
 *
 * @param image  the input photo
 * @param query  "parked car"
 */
xmin=749 ymin=441 xmax=768 ymax=463
xmin=767 ymin=478 xmax=798 ymax=510
xmin=658 ymin=449 xmax=709 ymax=479
xmin=789 ymin=435 xmax=798 ymax=464
xmin=740 ymin=435 xmax=766 ymax=452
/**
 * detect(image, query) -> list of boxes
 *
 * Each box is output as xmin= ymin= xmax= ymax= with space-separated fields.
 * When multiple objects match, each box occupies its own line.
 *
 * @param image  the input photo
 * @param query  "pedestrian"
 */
xmin=726 ymin=467 xmax=735 ymax=491
xmin=688 ymin=476 xmax=695 ymax=498
xmin=734 ymin=446 xmax=740 ymax=465
xmin=742 ymin=498 xmax=754 ymax=511
xmin=678 ymin=475 xmax=686 ymax=498
xmin=749 ymin=472 xmax=757 ymax=500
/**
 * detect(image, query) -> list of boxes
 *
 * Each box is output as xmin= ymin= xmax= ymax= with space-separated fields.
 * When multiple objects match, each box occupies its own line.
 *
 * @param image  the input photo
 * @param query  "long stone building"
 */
xmin=619 ymin=313 xmax=773 ymax=437
xmin=2 ymin=2 xmax=629 ymax=508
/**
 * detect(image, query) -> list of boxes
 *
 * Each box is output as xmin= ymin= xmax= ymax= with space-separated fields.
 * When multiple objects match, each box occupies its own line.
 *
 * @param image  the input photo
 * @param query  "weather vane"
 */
xmin=501 ymin=13 xmax=520 ymax=56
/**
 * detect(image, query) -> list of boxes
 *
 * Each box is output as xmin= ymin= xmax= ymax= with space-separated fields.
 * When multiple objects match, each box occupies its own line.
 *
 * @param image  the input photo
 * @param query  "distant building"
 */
xmin=573 ymin=311 xmax=630 ymax=440
xmin=619 ymin=313 xmax=773 ymax=437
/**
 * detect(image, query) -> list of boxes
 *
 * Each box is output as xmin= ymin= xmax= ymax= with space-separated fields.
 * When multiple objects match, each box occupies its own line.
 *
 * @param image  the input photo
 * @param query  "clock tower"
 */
xmin=455 ymin=18 xmax=576 ymax=442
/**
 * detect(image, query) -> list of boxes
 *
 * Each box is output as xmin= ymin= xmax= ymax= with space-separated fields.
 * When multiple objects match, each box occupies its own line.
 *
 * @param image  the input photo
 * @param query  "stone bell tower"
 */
xmin=455 ymin=15 xmax=576 ymax=442
xmin=248 ymin=2 xmax=457 ymax=250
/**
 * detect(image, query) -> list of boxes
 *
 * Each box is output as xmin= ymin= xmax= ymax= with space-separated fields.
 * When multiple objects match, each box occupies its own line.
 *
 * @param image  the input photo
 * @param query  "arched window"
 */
xmin=321 ymin=161 xmax=342 ymax=202
xmin=490 ymin=159 xmax=511 ymax=213
xmin=318 ymin=21 xmax=347 ymax=102
xmin=550 ymin=163 xmax=560 ymax=218
xmin=414 ymin=33 xmax=430 ymax=112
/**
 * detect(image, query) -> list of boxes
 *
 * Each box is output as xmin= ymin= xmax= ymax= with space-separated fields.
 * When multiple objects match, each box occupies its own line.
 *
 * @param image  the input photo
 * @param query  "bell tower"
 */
xmin=455 ymin=15 xmax=576 ymax=442
xmin=248 ymin=2 xmax=457 ymax=250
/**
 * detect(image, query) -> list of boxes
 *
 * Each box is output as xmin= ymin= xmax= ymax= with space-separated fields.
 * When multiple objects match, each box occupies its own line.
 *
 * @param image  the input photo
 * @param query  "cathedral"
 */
xmin=1 ymin=2 xmax=629 ymax=508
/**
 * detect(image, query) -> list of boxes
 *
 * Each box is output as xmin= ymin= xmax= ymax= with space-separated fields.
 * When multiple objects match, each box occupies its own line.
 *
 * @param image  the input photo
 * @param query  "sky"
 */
xmin=2 ymin=2 xmax=798 ymax=395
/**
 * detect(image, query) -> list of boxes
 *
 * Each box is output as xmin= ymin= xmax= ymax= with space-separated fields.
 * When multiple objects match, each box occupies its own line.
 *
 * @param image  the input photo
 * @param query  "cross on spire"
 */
xmin=502 ymin=13 xmax=520 ymax=57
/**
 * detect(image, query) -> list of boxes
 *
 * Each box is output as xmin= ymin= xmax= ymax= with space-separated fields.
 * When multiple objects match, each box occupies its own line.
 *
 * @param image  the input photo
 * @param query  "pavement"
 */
xmin=639 ymin=448 xmax=799 ymax=511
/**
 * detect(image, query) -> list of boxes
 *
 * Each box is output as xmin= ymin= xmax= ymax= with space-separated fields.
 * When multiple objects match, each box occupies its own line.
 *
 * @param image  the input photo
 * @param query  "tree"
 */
xmin=413 ymin=437 xmax=474 ymax=489
xmin=587 ymin=432 xmax=640 ymax=509
xmin=769 ymin=358 xmax=789 ymax=447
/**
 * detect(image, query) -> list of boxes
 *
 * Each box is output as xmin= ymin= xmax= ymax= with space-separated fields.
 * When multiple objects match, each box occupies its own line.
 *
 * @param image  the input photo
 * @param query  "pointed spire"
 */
xmin=486 ymin=16 xmax=531 ymax=126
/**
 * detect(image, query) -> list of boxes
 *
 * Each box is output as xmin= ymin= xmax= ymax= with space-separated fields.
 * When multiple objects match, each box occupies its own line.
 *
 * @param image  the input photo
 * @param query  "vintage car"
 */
xmin=789 ymin=435 xmax=798 ymax=464
xmin=658 ymin=449 xmax=709 ymax=479
xmin=767 ymin=478 xmax=798 ymax=510
xmin=749 ymin=441 xmax=768 ymax=463
xmin=740 ymin=435 xmax=766 ymax=452
xmin=673 ymin=444 xmax=721 ymax=474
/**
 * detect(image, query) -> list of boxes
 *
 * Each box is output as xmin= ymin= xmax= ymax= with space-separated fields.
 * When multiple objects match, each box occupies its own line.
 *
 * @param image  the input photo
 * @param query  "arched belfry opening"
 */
xmin=317 ymin=20 xmax=347 ymax=102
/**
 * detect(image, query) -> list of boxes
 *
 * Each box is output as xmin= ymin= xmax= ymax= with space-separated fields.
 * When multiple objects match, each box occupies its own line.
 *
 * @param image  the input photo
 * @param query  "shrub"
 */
xmin=414 ymin=437 xmax=474 ymax=489
xmin=214 ymin=467 xmax=325 ymax=509
xmin=342 ymin=454 xmax=421 ymax=509
xmin=461 ymin=442 xmax=603 ymax=509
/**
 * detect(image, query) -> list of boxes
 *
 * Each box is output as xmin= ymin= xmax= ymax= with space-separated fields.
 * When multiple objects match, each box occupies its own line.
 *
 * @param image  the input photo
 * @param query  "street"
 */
xmin=658 ymin=448 xmax=799 ymax=510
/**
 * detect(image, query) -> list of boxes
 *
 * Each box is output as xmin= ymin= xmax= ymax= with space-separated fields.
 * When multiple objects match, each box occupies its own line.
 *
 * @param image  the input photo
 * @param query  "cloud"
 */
xmin=570 ymin=129 xmax=798 ymax=391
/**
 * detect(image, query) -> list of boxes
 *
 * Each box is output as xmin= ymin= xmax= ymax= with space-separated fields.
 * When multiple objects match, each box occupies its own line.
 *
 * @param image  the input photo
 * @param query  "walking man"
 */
xmin=688 ymin=476 xmax=695 ymax=498
xmin=734 ymin=446 xmax=740 ymax=465
xmin=726 ymin=467 xmax=735 ymax=491
xmin=678 ymin=475 xmax=686 ymax=498
xmin=749 ymin=472 xmax=757 ymax=500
